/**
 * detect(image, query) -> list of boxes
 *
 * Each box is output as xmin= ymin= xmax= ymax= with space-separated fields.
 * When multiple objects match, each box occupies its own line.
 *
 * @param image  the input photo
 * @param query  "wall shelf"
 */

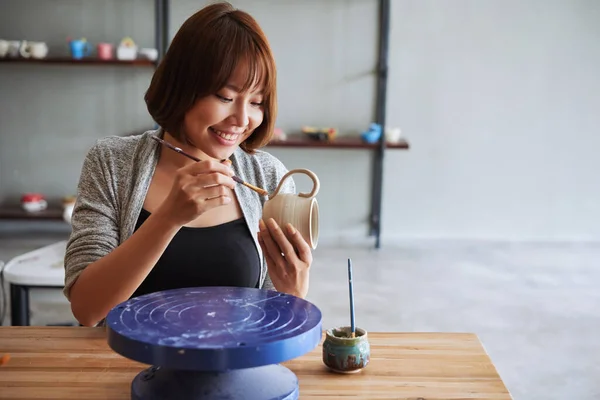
xmin=0 ymin=0 xmax=401 ymax=249
xmin=267 ymin=134 xmax=409 ymax=150
xmin=0 ymin=57 xmax=156 ymax=67
xmin=0 ymin=0 xmax=170 ymax=226
xmin=0 ymin=206 xmax=64 ymax=221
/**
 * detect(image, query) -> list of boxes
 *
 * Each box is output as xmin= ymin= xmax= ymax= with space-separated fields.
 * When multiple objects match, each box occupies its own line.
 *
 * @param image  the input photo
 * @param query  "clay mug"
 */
xmin=20 ymin=42 xmax=48 ymax=59
xmin=30 ymin=42 xmax=48 ymax=59
xmin=97 ymin=42 xmax=113 ymax=60
xmin=7 ymin=40 xmax=20 ymax=58
xmin=262 ymin=168 xmax=320 ymax=249
xmin=69 ymin=39 xmax=91 ymax=59
xmin=322 ymin=326 xmax=370 ymax=374
xmin=0 ymin=40 xmax=9 ymax=57
xmin=20 ymin=193 xmax=48 ymax=213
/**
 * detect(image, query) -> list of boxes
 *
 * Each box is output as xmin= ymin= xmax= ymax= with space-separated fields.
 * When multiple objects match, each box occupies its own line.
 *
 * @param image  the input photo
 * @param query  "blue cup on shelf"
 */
xmin=69 ymin=39 xmax=91 ymax=59
xmin=361 ymin=123 xmax=382 ymax=143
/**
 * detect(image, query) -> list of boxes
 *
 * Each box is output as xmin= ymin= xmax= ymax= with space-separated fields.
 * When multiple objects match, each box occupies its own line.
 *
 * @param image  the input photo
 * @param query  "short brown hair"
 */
xmin=145 ymin=2 xmax=277 ymax=153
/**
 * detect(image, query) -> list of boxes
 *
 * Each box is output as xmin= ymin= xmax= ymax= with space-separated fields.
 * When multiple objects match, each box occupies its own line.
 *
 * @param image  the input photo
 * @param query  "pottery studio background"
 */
xmin=1 ymin=1 xmax=600 ymax=399
xmin=2 ymin=0 xmax=599 ymax=244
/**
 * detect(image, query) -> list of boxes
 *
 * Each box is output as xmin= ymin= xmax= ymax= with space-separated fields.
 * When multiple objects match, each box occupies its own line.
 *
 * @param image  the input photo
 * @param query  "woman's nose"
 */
xmin=232 ymin=104 xmax=250 ymax=127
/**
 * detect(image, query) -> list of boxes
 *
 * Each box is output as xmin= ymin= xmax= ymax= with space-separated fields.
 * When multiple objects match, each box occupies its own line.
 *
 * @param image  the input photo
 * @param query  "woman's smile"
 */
xmin=209 ymin=126 xmax=244 ymax=146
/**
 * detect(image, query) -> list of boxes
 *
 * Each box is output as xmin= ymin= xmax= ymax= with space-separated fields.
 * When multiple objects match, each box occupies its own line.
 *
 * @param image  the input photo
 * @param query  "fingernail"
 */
xmin=268 ymin=218 xmax=278 ymax=229
xmin=286 ymin=223 xmax=295 ymax=235
xmin=259 ymin=219 xmax=266 ymax=230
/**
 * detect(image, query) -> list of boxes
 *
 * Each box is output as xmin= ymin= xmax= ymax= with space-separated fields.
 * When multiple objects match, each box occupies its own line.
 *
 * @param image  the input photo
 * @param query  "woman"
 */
xmin=63 ymin=2 xmax=312 ymax=327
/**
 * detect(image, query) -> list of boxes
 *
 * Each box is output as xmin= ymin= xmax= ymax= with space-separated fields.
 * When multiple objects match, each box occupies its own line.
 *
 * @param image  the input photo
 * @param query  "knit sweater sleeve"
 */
xmin=63 ymin=141 xmax=120 ymax=301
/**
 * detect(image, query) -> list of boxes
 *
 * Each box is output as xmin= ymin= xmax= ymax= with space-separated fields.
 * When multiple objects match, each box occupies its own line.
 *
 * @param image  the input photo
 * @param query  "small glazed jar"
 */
xmin=322 ymin=326 xmax=370 ymax=373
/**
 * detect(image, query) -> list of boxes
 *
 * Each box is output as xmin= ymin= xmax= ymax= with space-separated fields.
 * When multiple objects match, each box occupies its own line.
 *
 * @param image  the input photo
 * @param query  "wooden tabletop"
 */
xmin=0 ymin=327 xmax=512 ymax=399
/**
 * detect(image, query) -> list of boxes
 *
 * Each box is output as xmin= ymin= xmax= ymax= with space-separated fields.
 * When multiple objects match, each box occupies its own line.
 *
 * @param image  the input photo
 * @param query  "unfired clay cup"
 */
xmin=262 ymin=168 xmax=320 ymax=249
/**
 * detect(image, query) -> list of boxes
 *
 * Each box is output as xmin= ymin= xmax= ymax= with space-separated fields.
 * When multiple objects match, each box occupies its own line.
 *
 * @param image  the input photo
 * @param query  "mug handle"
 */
xmin=271 ymin=168 xmax=320 ymax=199
xmin=19 ymin=41 xmax=31 ymax=58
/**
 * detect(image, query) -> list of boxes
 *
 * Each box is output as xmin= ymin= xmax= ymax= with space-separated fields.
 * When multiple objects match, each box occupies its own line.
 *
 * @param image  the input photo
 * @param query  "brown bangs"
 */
xmin=144 ymin=2 xmax=278 ymax=153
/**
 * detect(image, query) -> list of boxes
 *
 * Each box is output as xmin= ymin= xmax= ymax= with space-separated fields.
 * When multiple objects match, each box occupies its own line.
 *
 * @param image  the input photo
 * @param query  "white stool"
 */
xmin=2 ymin=241 xmax=66 ymax=326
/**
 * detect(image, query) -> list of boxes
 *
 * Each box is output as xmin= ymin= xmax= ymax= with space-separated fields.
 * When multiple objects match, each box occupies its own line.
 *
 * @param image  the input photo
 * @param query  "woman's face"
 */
xmin=182 ymin=64 xmax=265 ymax=160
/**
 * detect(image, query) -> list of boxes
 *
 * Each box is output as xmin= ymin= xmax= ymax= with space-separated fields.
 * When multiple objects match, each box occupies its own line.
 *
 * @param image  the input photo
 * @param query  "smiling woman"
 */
xmin=63 ymin=2 xmax=313 ymax=327
xmin=145 ymin=2 xmax=277 ymax=159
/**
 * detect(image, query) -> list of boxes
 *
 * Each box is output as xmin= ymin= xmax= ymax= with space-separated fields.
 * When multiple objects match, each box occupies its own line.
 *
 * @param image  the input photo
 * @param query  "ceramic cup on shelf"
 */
xmin=385 ymin=127 xmax=402 ymax=143
xmin=116 ymin=37 xmax=137 ymax=60
xmin=69 ymin=38 xmax=91 ymax=59
xmin=62 ymin=196 xmax=76 ymax=225
xmin=21 ymin=193 xmax=48 ymax=213
xmin=7 ymin=40 xmax=20 ymax=58
xmin=261 ymin=168 xmax=320 ymax=250
xmin=322 ymin=326 xmax=371 ymax=374
xmin=97 ymin=42 xmax=113 ymax=60
xmin=20 ymin=41 xmax=48 ymax=59
xmin=0 ymin=40 xmax=9 ymax=57
xmin=139 ymin=47 xmax=158 ymax=61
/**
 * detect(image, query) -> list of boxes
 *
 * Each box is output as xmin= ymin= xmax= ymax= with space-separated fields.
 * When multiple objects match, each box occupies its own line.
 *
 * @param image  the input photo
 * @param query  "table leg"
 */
xmin=10 ymin=284 xmax=29 ymax=326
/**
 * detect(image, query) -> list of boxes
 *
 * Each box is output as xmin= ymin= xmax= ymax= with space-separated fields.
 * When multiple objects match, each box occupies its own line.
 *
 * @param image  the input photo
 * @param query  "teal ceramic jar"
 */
xmin=322 ymin=326 xmax=370 ymax=373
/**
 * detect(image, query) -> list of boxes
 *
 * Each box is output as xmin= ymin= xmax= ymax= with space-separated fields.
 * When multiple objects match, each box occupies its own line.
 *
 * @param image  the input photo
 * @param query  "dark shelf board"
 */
xmin=0 ymin=206 xmax=64 ymax=221
xmin=267 ymin=134 xmax=410 ymax=149
xmin=0 ymin=57 xmax=156 ymax=67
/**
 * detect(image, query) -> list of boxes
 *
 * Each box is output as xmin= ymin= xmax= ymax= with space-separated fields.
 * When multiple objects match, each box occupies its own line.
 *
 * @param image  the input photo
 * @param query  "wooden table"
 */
xmin=0 ymin=327 xmax=512 ymax=399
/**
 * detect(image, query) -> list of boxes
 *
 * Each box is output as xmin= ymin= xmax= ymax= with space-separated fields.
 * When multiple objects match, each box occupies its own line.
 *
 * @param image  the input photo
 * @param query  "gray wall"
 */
xmin=1 ymin=0 xmax=599 ymax=243
xmin=383 ymin=0 xmax=600 ymax=242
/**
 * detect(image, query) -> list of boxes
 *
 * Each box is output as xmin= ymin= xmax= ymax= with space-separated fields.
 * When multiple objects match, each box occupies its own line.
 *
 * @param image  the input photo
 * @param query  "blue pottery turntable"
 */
xmin=106 ymin=286 xmax=322 ymax=400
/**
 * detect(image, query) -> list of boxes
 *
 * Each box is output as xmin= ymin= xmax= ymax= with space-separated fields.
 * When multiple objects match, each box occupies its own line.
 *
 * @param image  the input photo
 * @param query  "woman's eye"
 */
xmin=216 ymin=93 xmax=262 ymax=106
xmin=216 ymin=94 xmax=233 ymax=102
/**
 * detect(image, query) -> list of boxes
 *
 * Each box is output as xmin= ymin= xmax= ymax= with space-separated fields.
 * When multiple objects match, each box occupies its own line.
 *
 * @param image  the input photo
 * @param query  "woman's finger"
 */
xmin=182 ymin=158 xmax=234 ymax=177
xmin=283 ymin=223 xmax=312 ymax=264
xmin=193 ymin=172 xmax=236 ymax=190
xmin=201 ymin=195 xmax=232 ymax=208
xmin=197 ymin=184 xmax=231 ymax=200
xmin=265 ymin=218 xmax=300 ymax=265
xmin=179 ymin=183 xmax=232 ymax=210
xmin=257 ymin=232 xmax=278 ymax=274
xmin=259 ymin=219 xmax=286 ymax=269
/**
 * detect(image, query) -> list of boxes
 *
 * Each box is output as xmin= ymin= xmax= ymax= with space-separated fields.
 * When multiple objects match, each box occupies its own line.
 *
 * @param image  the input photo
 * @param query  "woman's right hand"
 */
xmin=155 ymin=159 xmax=236 ymax=227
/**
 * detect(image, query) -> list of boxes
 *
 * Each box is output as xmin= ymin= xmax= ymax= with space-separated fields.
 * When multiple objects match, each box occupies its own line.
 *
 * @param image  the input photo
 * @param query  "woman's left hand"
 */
xmin=257 ymin=218 xmax=312 ymax=298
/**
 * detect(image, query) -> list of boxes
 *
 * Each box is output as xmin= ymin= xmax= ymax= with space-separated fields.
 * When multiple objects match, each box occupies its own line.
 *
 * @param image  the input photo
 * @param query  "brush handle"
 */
xmin=348 ymin=258 xmax=355 ymax=336
xmin=152 ymin=135 xmax=267 ymax=196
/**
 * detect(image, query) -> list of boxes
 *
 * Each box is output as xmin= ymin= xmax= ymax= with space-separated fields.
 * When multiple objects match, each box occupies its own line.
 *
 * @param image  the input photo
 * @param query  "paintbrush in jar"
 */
xmin=151 ymin=136 xmax=269 ymax=197
xmin=348 ymin=258 xmax=356 ymax=338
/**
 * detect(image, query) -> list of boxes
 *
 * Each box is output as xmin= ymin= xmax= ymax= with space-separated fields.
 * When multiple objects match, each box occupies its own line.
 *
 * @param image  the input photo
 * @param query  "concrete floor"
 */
xmin=1 ymin=232 xmax=598 ymax=400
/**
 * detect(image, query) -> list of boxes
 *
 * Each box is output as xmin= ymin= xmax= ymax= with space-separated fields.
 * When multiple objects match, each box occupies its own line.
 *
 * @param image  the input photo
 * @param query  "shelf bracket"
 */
xmin=155 ymin=0 xmax=170 ymax=62
xmin=369 ymin=0 xmax=391 ymax=249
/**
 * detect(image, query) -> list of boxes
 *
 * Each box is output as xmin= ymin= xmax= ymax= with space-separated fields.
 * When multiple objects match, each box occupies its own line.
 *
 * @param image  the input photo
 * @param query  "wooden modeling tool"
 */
xmin=151 ymin=136 xmax=269 ymax=197
xmin=348 ymin=258 xmax=356 ymax=338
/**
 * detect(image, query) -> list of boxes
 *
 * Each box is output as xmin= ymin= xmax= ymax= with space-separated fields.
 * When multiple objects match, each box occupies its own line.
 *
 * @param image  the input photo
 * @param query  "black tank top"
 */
xmin=130 ymin=208 xmax=260 ymax=299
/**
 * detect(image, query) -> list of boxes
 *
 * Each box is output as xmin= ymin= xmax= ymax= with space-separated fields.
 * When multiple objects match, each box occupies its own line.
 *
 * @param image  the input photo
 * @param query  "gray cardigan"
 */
xmin=63 ymin=128 xmax=295 ymax=301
